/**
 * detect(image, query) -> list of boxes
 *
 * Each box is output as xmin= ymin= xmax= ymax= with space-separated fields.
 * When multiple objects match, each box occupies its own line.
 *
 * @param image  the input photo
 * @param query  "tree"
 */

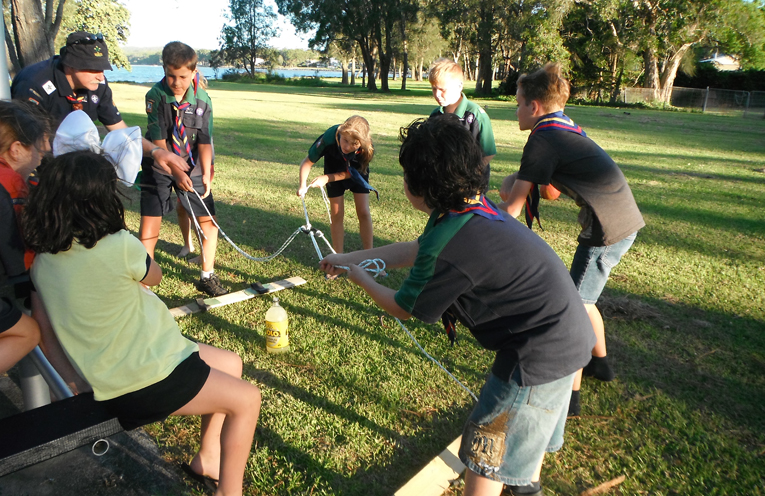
xmin=562 ymin=0 xmax=642 ymax=102
xmin=4 ymin=0 xmax=132 ymax=75
xmin=276 ymin=0 xmax=382 ymax=91
xmin=218 ymin=0 xmax=278 ymax=77
xmin=57 ymin=0 xmax=131 ymax=69
xmin=4 ymin=0 xmax=67 ymax=73
xmin=632 ymin=0 xmax=765 ymax=103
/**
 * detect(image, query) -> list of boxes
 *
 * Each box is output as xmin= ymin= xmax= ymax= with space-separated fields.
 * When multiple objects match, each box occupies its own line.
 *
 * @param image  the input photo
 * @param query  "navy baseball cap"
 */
xmin=60 ymin=31 xmax=112 ymax=72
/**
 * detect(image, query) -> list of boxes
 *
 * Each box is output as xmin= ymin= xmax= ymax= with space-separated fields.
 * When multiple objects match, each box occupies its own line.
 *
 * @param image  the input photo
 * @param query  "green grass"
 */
xmin=111 ymin=80 xmax=765 ymax=495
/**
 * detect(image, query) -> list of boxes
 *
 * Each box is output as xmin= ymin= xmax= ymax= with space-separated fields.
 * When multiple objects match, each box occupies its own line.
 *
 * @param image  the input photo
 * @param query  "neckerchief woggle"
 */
xmin=437 ymin=194 xmax=504 ymax=345
xmin=524 ymin=111 xmax=586 ymax=230
xmin=165 ymin=72 xmax=200 ymax=172
xmin=340 ymin=149 xmax=379 ymax=200
xmin=66 ymin=94 xmax=87 ymax=111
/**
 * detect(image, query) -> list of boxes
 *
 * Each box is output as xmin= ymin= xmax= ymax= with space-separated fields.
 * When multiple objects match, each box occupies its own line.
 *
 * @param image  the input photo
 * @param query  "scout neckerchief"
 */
xmin=339 ymin=147 xmax=379 ymax=200
xmin=438 ymin=194 xmax=505 ymax=345
xmin=66 ymin=94 xmax=87 ymax=111
xmin=523 ymin=111 xmax=586 ymax=230
xmin=167 ymin=72 xmax=200 ymax=170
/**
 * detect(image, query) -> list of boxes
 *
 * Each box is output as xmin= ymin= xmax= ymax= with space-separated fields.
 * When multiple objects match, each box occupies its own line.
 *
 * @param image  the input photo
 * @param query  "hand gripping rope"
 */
xmin=178 ymin=188 xmax=477 ymax=402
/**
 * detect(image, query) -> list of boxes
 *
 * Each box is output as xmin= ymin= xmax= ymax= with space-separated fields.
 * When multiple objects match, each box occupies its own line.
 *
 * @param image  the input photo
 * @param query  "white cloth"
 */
xmin=52 ymin=110 xmax=143 ymax=185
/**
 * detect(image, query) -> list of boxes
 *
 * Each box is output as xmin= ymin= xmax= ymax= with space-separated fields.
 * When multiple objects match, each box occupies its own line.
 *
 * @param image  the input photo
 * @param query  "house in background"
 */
xmin=699 ymin=54 xmax=740 ymax=71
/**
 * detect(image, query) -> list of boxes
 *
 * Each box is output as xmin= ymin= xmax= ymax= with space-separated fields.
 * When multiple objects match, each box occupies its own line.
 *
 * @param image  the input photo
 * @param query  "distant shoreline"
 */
xmin=127 ymin=64 xmax=344 ymax=72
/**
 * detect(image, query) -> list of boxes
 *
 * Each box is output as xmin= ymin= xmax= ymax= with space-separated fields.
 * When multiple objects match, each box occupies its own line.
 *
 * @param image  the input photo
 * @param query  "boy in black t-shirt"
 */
xmin=321 ymin=115 xmax=594 ymax=496
xmin=499 ymin=63 xmax=645 ymax=416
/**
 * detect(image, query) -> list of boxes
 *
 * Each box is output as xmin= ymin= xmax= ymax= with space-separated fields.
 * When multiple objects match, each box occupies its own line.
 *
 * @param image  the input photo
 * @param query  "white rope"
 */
xmin=395 ymin=317 xmax=477 ymax=401
xmin=335 ymin=257 xmax=476 ymax=401
xmin=334 ymin=258 xmax=387 ymax=278
xmin=181 ymin=188 xmax=475 ymax=402
xmin=182 ymin=189 xmax=332 ymax=263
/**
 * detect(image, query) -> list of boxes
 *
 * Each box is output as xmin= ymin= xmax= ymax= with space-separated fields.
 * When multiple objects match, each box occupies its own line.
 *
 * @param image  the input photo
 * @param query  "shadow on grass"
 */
xmin=185 ymin=304 xmax=476 ymax=495
xmin=617 ymin=156 xmax=765 ymax=182
xmin=598 ymin=287 xmax=765 ymax=437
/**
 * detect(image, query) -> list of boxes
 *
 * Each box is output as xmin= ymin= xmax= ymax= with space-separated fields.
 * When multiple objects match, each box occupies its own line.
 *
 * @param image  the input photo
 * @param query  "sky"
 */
xmin=120 ymin=0 xmax=311 ymax=50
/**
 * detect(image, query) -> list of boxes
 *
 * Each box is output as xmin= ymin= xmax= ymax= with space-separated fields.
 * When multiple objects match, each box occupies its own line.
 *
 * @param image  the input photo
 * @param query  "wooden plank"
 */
xmin=394 ymin=436 xmax=465 ymax=496
xmin=169 ymin=276 xmax=307 ymax=318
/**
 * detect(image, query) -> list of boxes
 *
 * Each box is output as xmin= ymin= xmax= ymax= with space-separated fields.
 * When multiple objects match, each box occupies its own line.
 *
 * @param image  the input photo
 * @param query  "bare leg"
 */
xmin=173 ymin=344 xmax=261 ymax=496
xmin=586 ymin=303 xmax=607 ymax=357
xmin=0 ymin=313 xmax=40 ymax=375
xmin=197 ymin=216 xmax=219 ymax=273
xmin=573 ymin=303 xmax=609 ymax=399
xmin=329 ymin=196 xmax=345 ymax=254
xmin=138 ymin=216 xmax=163 ymax=259
xmin=572 ymin=368 xmax=583 ymax=391
xmin=177 ymin=199 xmax=195 ymax=257
xmin=353 ymin=193 xmax=373 ymax=250
xmin=463 ymin=469 xmax=505 ymax=496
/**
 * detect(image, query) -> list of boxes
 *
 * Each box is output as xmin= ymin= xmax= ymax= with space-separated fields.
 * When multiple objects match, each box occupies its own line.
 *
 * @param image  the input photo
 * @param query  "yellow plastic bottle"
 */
xmin=265 ymin=297 xmax=289 ymax=353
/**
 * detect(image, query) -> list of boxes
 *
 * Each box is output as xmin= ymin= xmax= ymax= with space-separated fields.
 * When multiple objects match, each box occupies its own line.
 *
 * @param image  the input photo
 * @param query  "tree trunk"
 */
xmin=359 ymin=39 xmax=377 ymax=91
xmin=351 ymin=57 xmax=356 ymax=85
xmin=643 ymin=47 xmax=661 ymax=101
xmin=610 ymin=58 xmax=625 ymax=103
xmin=391 ymin=55 xmax=396 ymax=80
xmin=476 ymin=49 xmax=493 ymax=95
xmin=417 ymin=57 xmax=423 ymax=81
xmin=401 ymin=50 xmax=408 ymax=90
xmin=4 ymin=17 xmax=21 ymax=75
xmin=341 ymin=57 xmax=349 ymax=85
xmin=659 ymin=43 xmax=693 ymax=104
xmin=10 ymin=0 xmax=53 ymax=68
xmin=400 ymin=13 xmax=408 ymax=89
xmin=474 ymin=3 xmax=494 ymax=95
xmin=375 ymin=17 xmax=393 ymax=92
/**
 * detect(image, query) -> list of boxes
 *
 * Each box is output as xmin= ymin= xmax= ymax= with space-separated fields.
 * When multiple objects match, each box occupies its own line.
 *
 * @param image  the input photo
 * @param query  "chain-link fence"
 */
xmin=620 ymin=87 xmax=765 ymax=118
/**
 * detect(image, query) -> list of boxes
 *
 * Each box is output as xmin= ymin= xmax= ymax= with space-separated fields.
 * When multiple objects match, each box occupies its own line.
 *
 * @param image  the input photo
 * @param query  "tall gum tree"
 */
xmin=276 ymin=0 xmax=381 ymax=91
xmin=218 ymin=0 xmax=278 ymax=77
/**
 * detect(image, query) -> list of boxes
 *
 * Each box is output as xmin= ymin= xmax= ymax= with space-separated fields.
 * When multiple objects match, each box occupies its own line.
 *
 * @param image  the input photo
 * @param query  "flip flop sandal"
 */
xmin=180 ymin=462 xmax=218 ymax=491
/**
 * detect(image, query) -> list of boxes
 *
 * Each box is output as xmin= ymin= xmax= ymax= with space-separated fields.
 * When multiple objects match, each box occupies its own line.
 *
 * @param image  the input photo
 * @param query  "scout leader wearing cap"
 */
xmin=11 ymin=32 xmax=189 ymax=175
xmin=12 ymin=32 xmax=118 ymax=131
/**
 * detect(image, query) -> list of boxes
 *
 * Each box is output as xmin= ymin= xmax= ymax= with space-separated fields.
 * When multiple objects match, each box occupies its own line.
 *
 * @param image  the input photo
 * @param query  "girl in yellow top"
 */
xmin=25 ymin=150 xmax=260 ymax=496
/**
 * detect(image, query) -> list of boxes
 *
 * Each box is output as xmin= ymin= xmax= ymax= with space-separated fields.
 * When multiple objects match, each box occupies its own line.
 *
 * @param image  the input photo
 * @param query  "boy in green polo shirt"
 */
xmin=429 ymin=58 xmax=496 ymax=191
xmin=138 ymin=42 xmax=228 ymax=297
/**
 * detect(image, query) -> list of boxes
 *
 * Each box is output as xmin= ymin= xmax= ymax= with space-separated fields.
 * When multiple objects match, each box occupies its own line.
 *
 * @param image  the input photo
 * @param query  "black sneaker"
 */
xmin=503 ymin=483 xmax=544 ymax=496
xmin=195 ymin=273 xmax=229 ymax=297
xmin=582 ymin=355 xmax=615 ymax=382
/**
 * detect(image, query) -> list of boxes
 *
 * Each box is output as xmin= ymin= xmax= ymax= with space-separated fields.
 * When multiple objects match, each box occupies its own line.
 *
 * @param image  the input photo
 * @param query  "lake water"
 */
xmin=108 ymin=65 xmax=344 ymax=83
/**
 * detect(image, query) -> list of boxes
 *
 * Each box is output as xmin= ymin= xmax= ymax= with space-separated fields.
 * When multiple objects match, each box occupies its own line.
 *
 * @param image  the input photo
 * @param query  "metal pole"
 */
xmin=29 ymin=346 xmax=74 ymax=401
xmin=702 ymin=86 xmax=710 ymax=113
xmin=1 ymin=3 xmax=11 ymax=99
xmin=19 ymin=355 xmax=51 ymax=410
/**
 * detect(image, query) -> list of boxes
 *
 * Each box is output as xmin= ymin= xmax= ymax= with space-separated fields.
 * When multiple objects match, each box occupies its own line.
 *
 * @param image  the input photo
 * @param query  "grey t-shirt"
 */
xmin=518 ymin=131 xmax=645 ymax=246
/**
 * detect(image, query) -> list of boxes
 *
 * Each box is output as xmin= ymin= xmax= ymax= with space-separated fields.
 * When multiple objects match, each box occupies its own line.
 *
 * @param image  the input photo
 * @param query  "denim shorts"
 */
xmin=570 ymin=232 xmax=637 ymax=305
xmin=458 ymin=370 xmax=576 ymax=485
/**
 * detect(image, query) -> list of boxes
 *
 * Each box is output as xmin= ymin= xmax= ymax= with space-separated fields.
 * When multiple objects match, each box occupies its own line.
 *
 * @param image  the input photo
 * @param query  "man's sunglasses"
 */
xmin=69 ymin=33 xmax=104 ymax=46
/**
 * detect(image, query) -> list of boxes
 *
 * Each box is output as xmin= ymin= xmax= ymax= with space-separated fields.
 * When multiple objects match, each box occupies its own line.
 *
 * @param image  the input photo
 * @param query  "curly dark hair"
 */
xmin=398 ymin=114 xmax=486 ymax=212
xmin=23 ymin=151 xmax=126 ymax=254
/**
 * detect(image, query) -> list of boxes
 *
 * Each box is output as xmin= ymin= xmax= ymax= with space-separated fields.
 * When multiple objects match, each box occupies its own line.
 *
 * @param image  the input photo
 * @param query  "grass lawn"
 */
xmin=110 ymin=78 xmax=765 ymax=495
